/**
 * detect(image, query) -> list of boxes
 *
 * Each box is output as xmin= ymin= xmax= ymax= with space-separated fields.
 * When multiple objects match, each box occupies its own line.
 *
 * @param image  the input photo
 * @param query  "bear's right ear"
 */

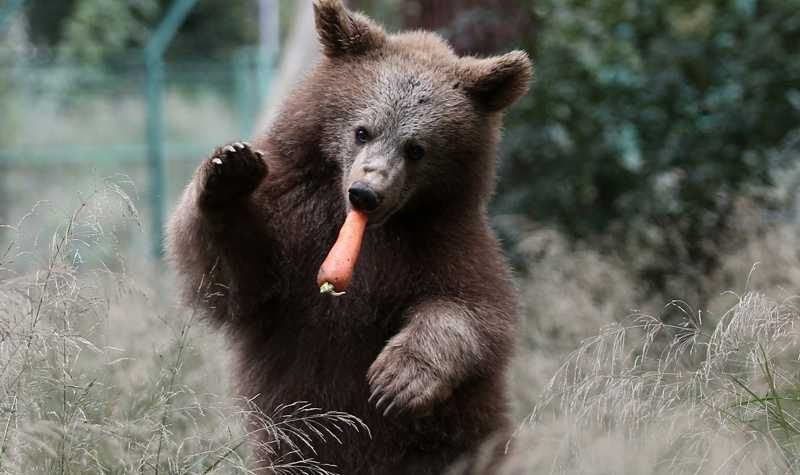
xmin=313 ymin=0 xmax=386 ymax=58
xmin=459 ymin=51 xmax=533 ymax=112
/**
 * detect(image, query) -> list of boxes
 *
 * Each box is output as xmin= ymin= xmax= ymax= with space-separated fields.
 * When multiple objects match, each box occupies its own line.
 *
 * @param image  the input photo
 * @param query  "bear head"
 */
xmin=307 ymin=0 xmax=532 ymax=224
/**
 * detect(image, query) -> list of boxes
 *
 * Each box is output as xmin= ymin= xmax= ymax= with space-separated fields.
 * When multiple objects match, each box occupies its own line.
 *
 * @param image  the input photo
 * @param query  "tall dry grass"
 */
xmin=0 ymin=181 xmax=366 ymax=474
xmin=506 ymin=206 xmax=800 ymax=473
xmin=507 ymin=290 xmax=800 ymax=474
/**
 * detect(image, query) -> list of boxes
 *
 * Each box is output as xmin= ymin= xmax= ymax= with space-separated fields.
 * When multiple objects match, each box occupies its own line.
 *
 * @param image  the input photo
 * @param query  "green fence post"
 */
xmin=144 ymin=0 xmax=199 ymax=259
xmin=257 ymin=0 xmax=279 ymax=114
xmin=234 ymin=48 xmax=255 ymax=138
xmin=145 ymin=56 xmax=165 ymax=259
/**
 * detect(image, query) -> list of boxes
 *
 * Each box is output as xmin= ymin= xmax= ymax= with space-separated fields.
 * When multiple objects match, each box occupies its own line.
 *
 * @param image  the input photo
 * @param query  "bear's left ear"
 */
xmin=459 ymin=51 xmax=533 ymax=112
xmin=313 ymin=0 xmax=386 ymax=58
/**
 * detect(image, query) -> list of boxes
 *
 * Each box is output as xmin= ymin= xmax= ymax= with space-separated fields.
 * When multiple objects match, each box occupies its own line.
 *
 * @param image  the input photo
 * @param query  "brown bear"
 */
xmin=166 ymin=1 xmax=531 ymax=473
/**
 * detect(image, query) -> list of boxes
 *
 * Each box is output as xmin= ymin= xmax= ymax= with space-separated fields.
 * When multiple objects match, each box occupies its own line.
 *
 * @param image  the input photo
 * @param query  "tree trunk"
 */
xmin=400 ymin=0 xmax=533 ymax=55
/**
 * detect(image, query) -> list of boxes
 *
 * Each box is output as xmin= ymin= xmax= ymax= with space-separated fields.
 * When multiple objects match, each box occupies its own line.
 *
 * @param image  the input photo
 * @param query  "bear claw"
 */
xmin=200 ymin=141 xmax=268 ymax=206
xmin=367 ymin=346 xmax=451 ymax=418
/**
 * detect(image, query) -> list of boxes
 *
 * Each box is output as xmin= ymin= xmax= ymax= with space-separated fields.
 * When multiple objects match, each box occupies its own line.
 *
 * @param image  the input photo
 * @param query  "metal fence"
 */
xmin=0 ymin=0 xmax=279 ymax=262
xmin=0 ymin=46 xmax=275 ymax=261
xmin=1 ymin=47 xmax=275 ymax=256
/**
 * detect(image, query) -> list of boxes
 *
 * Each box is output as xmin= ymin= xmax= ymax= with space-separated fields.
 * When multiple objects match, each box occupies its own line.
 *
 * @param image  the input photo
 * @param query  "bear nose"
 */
xmin=348 ymin=182 xmax=381 ymax=212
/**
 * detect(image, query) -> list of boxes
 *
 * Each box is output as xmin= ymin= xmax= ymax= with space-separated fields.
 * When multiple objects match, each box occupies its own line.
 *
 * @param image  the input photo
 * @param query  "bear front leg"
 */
xmin=167 ymin=142 xmax=279 ymax=323
xmin=367 ymin=300 xmax=512 ymax=417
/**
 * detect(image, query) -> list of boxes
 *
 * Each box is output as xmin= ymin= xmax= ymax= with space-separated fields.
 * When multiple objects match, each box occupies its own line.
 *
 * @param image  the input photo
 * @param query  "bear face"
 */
xmin=311 ymin=0 xmax=532 ymax=224
xmin=324 ymin=58 xmax=483 ymax=225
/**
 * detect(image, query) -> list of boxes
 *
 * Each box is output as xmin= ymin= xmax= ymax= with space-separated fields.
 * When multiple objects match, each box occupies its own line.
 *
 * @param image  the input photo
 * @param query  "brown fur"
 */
xmin=166 ymin=1 xmax=531 ymax=473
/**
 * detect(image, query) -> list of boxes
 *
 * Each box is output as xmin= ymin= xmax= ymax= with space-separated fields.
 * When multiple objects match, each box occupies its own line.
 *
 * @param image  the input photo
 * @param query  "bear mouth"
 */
xmin=346 ymin=201 xmax=397 ymax=228
xmin=366 ymin=212 xmax=392 ymax=228
xmin=363 ymin=207 xmax=395 ymax=228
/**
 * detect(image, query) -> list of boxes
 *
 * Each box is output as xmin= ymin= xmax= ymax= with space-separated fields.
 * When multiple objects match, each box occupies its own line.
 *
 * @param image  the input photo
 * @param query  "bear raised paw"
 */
xmin=167 ymin=1 xmax=532 ymax=473
xmin=200 ymin=142 xmax=267 ymax=207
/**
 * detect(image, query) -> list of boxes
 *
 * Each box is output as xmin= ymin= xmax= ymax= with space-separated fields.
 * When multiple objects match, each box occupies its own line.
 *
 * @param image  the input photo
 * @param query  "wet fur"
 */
xmin=167 ymin=1 xmax=531 ymax=473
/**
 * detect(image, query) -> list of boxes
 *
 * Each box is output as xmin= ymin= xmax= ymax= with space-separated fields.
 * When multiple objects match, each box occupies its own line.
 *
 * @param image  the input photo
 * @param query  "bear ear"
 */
xmin=313 ymin=0 xmax=386 ymax=58
xmin=459 ymin=51 xmax=533 ymax=112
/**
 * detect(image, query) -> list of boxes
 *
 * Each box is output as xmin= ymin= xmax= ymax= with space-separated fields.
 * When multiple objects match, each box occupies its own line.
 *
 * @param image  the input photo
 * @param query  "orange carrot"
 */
xmin=317 ymin=209 xmax=369 ymax=296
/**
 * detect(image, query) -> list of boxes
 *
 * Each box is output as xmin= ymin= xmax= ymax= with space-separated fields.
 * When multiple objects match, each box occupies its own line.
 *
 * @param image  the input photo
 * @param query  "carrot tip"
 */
xmin=319 ymin=281 xmax=346 ymax=297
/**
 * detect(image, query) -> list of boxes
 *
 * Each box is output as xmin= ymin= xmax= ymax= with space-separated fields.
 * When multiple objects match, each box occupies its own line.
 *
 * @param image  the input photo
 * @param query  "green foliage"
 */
xmin=164 ymin=0 xmax=258 ymax=60
xmin=59 ymin=0 xmax=159 ymax=64
xmin=497 ymin=0 xmax=800 ymax=285
xmin=22 ymin=0 xmax=78 ymax=47
xmin=24 ymin=0 xmax=260 ymax=63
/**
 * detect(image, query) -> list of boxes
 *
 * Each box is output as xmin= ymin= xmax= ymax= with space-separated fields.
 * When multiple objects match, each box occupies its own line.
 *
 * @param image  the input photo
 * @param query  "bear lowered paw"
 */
xmin=367 ymin=346 xmax=453 ymax=417
xmin=200 ymin=142 xmax=267 ymax=206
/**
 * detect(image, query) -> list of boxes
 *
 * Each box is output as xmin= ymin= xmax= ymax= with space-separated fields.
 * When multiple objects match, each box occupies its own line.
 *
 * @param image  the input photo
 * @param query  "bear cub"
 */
xmin=167 ymin=1 xmax=531 ymax=473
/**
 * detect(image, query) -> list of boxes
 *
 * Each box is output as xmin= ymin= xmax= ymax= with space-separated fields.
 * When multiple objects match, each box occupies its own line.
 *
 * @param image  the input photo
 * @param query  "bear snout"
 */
xmin=348 ymin=181 xmax=382 ymax=212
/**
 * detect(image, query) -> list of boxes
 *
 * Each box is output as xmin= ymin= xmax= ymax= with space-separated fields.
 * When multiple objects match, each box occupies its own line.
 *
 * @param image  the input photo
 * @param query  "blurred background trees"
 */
xmin=23 ymin=0 xmax=261 ymax=62
xmin=495 ymin=0 xmax=800 ymax=294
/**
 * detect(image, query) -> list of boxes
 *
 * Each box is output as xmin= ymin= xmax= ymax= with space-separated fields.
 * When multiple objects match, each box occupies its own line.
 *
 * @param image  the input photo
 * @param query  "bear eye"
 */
xmin=404 ymin=142 xmax=426 ymax=162
xmin=355 ymin=127 xmax=370 ymax=145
